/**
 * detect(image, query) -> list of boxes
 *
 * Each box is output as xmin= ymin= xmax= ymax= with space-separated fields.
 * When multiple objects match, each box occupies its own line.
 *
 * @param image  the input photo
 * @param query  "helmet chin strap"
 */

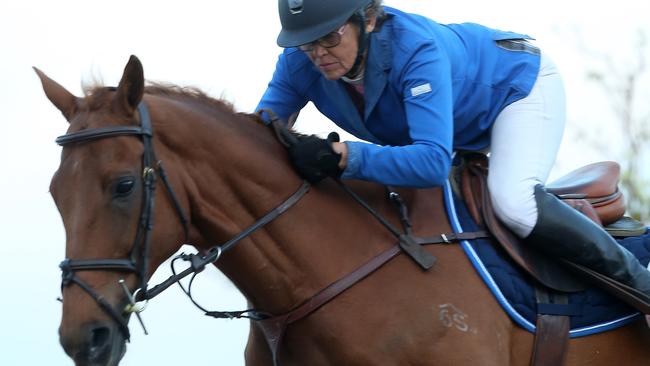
xmin=344 ymin=8 xmax=369 ymax=79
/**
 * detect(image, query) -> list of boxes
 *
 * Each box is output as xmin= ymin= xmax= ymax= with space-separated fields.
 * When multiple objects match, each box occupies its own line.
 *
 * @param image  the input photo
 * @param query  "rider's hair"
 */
xmin=350 ymin=0 xmax=385 ymax=24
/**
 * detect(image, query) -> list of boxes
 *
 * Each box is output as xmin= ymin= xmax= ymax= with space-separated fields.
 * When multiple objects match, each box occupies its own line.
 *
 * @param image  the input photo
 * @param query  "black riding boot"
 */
xmin=527 ymin=185 xmax=650 ymax=298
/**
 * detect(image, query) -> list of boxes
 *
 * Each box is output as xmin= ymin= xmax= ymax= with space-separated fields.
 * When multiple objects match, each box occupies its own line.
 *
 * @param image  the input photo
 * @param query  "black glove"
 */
xmin=287 ymin=132 xmax=342 ymax=183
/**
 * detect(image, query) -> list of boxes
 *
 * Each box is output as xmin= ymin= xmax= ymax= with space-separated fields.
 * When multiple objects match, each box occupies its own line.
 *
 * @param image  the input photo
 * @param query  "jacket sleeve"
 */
xmin=342 ymin=40 xmax=454 ymax=188
xmin=256 ymin=50 xmax=309 ymax=123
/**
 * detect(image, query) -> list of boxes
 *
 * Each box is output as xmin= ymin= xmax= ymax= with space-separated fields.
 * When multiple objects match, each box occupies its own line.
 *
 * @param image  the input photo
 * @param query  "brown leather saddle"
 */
xmin=458 ymin=152 xmax=649 ymax=366
xmin=458 ymin=152 xmax=649 ymax=305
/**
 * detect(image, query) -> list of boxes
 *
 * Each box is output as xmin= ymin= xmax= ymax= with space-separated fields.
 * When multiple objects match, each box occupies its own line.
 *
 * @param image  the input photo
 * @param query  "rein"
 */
xmin=142 ymin=181 xmax=311 ymax=303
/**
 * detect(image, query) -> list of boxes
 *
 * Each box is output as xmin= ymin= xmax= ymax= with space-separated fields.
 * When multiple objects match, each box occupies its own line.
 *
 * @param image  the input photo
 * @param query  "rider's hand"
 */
xmin=287 ymin=132 xmax=342 ymax=183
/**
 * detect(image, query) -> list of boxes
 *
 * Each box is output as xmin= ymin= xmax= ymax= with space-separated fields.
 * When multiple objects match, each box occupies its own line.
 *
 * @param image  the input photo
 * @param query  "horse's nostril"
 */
xmin=88 ymin=326 xmax=111 ymax=362
xmin=91 ymin=326 xmax=110 ymax=348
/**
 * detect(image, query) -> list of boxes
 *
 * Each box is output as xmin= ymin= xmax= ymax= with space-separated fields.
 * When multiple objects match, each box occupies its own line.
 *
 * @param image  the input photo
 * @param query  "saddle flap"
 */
xmin=459 ymin=153 xmax=587 ymax=292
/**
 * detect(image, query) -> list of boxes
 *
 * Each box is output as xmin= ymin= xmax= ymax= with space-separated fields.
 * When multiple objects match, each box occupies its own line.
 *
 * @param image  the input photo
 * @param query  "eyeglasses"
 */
xmin=298 ymin=24 xmax=348 ymax=52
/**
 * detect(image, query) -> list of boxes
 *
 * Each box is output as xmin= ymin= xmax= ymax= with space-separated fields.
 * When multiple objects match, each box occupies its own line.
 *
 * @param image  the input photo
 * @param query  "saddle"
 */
xmin=459 ymin=152 xmax=648 ymax=296
xmin=461 ymin=154 xmax=642 ymax=235
xmin=458 ymin=153 xmax=649 ymax=366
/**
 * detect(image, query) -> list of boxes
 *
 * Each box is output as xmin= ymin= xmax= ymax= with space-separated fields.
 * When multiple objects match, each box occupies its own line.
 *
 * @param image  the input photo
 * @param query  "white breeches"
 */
xmin=487 ymin=52 xmax=566 ymax=238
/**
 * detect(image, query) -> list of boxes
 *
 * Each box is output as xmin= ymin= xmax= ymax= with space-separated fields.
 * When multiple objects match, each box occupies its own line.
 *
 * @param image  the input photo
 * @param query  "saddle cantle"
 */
xmin=547 ymin=162 xmax=645 ymax=236
xmin=546 ymin=161 xmax=624 ymax=226
xmin=459 ymin=153 xmax=586 ymax=293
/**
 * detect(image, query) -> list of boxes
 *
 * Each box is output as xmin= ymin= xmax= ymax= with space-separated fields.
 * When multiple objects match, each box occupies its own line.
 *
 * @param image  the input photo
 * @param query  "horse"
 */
xmin=36 ymin=55 xmax=650 ymax=366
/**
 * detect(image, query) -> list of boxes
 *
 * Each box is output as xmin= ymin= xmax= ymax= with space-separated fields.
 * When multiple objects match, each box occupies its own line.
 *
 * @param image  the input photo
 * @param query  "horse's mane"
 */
xmin=82 ymin=82 xmax=261 ymax=124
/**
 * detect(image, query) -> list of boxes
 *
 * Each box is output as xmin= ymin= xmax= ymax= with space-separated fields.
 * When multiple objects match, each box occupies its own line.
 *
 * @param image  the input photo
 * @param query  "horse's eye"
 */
xmin=114 ymin=178 xmax=136 ymax=197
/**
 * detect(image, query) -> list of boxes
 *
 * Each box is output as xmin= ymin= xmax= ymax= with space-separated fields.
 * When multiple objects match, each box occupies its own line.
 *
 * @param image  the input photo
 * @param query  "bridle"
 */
xmin=57 ymin=102 xmax=190 ymax=340
xmin=56 ymin=100 xmax=311 ymax=342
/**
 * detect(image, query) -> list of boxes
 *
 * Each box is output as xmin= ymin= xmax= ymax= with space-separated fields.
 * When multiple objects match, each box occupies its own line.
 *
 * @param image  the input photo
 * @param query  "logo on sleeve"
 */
xmin=411 ymin=83 xmax=432 ymax=97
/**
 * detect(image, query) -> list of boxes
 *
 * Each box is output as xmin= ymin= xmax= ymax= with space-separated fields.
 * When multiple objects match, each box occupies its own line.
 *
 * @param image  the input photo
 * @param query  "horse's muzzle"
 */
xmin=60 ymin=321 xmax=126 ymax=366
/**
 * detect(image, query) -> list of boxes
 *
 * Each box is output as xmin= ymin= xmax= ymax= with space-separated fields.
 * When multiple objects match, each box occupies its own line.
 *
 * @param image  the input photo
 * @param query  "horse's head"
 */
xmin=36 ymin=56 xmax=189 ymax=365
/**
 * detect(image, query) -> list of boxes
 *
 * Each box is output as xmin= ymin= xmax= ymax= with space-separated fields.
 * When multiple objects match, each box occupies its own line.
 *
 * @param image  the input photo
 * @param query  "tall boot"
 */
xmin=526 ymin=185 xmax=650 ymax=299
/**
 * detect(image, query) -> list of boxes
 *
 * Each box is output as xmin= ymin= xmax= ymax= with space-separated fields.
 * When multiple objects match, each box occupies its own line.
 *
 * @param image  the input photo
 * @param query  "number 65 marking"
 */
xmin=438 ymin=303 xmax=470 ymax=332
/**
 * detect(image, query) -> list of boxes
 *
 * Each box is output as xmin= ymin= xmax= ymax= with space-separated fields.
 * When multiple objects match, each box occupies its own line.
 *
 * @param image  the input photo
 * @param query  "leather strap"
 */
xmin=256 ymin=244 xmax=402 ymax=366
xmin=531 ymin=314 xmax=570 ymax=366
xmin=256 ymin=230 xmax=489 ymax=366
xmin=60 ymin=258 xmax=137 ymax=272
xmin=530 ymin=288 xmax=571 ymax=366
xmin=561 ymin=260 xmax=650 ymax=313
xmin=143 ymin=181 xmax=311 ymax=301
xmin=55 ymin=126 xmax=149 ymax=145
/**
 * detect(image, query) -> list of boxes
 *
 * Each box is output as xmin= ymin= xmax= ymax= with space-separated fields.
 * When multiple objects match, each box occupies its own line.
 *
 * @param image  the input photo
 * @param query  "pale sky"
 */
xmin=1 ymin=1 xmax=649 ymax=365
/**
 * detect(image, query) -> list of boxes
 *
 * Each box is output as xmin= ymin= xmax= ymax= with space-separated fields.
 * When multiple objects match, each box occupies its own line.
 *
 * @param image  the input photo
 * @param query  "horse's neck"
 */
xmin=151 ymin=95 xmax=397 ymax=313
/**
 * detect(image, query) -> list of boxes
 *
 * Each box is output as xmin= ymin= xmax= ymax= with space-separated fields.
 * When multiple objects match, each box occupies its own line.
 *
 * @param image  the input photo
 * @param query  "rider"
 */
xmin=256 ymin=0 xmax=650 ymax=298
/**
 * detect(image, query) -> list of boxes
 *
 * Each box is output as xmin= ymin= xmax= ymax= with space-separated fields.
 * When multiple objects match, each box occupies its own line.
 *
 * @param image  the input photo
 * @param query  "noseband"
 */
xmin=57 ymin=102 xmax=190 ymax=340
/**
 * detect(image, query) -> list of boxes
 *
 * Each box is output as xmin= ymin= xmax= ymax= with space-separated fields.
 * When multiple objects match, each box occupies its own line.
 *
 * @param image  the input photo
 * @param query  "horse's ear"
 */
xmin=112 ymin=55 xmax=144 ymax=116
xmin=33 ymin=67 xmax=80 ymax=122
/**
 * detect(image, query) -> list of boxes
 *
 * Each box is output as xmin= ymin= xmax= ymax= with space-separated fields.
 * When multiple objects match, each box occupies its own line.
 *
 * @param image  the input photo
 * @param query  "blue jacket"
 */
xmin=257 ymin=7 xmax=541 ymax=187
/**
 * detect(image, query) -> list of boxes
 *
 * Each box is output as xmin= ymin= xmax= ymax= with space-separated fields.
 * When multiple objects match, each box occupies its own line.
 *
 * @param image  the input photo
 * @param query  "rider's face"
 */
xmin=302 ymin=19 xmax=376 ymax=80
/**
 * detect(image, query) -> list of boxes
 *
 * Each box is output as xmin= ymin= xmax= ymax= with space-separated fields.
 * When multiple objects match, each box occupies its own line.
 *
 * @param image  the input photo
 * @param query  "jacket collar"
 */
xmin=363 ymin=18 xmax=392 ymax=120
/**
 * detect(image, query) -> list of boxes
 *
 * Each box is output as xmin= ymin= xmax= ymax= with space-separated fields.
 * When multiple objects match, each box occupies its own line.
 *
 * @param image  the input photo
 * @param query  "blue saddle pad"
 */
xmin=441 ymin=181 xmax=650 ymax=337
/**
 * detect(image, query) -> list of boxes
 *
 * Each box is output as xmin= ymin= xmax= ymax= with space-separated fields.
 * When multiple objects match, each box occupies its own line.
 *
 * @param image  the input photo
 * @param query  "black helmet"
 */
xmin=277 ymin=0 xmax=370 ymax=48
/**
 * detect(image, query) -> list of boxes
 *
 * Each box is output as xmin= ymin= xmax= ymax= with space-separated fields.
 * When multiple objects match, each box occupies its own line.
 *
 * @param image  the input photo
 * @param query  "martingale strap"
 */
xmin=257 ymin=229 xmax=488 ymax=366
xmin=254 ymin=179 xmax=489 ymax=366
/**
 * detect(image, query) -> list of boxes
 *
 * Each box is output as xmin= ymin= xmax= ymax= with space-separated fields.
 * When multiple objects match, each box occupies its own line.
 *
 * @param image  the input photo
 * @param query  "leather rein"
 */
xmin=55 ymin=101 xmax=488 ymax=363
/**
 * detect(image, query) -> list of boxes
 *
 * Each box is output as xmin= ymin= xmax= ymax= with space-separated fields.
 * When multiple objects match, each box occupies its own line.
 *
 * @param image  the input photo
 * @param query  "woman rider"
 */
xmin=256 ymin=0 xmax=650 ymax=299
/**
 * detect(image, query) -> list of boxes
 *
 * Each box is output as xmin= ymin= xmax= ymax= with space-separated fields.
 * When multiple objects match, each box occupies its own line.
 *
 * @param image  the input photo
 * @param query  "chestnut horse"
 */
xmin=36 ymin=56 xmax=650 ymax=366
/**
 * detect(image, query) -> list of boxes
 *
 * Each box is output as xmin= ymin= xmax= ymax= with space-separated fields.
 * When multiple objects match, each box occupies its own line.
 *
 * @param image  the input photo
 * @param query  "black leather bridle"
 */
xmin=56 ymin=101 xmax=311 ymax=341
xmin=56 ymin=102 xmax=190 ymax=340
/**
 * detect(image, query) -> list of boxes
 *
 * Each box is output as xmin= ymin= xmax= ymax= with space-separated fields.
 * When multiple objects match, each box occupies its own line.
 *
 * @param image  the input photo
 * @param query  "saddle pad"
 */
xmin=442 ymin=181 xmax=650 ymax=337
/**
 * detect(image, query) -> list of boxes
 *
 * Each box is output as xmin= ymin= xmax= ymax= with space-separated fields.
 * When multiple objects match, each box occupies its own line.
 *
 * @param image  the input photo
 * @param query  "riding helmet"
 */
xmin=277 ymin=0 xmax=370 ymax=47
